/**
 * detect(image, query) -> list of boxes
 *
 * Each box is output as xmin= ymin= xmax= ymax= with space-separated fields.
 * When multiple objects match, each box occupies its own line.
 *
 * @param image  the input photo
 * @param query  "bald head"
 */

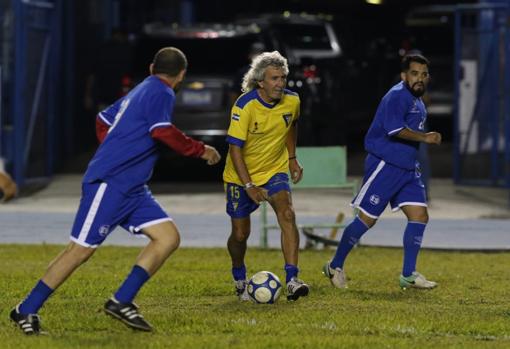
xmin=152 ymin=47 xmax=188 ymax=77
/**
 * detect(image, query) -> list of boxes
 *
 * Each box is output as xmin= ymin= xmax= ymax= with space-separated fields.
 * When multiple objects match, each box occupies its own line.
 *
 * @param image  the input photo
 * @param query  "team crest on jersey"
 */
xmin=282 ymin=113 xmax=292 ymax=127
xmin=369 ymin=195 xmax=380 ymax=205
xmin=99 ymin=225 xmax=110 ymax=237
xmin=232 ymin=113 xmax=240 ymax=121
xmin=250 ymin=121 xmax=263 ymax=134
xmin=410 ymin=100 xmax=420 ymax=114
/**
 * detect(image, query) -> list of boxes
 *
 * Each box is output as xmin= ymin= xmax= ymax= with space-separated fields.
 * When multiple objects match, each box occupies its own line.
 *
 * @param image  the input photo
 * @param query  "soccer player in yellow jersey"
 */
xmin=223 ymin=51 xmax=309 ymax=301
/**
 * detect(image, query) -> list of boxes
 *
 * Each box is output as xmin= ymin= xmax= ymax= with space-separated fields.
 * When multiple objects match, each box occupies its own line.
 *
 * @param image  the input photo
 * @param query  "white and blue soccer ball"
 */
xmin=247 ymin=271 xmax=282 ymax=304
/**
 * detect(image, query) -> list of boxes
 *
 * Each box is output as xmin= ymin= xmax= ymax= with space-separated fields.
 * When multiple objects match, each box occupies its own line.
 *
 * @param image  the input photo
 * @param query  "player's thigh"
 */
xmin=390 ymin=173 xmax=427 ymax=217
xmin=268 ymin=189 xmax=294 ymax=219
xmin=263 ymin=172 xmax=293 ymax=214
xmin=70 ymin=182 xmax=129 ymax=248
xmin=121 ymin=190 xmax=176 ymax=241
xmin=225 ymin=182 xmax=258 ymax=219
xmin=263 ymin=173 xmax=291 ymax=197
xmin=141 ymin=220 xmax=180 ymax=246
xmin=352 ymin=162 xmax=405 ymax=219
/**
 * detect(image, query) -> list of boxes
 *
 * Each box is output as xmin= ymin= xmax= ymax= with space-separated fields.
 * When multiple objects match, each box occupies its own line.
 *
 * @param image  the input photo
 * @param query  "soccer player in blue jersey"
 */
xmin=10 ymin=47 xmax=221 ymax=334
xmin=223 ymin=51 xmax=309 ymax=301
xmin=323 ymin=54 xmax=441 ymax=290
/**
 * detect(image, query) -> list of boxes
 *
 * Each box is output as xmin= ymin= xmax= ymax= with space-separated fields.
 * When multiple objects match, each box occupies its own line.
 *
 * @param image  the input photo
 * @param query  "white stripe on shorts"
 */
xmin=352 ymin=159 xmax=386 ymax=208
xmin=76 ymin=182 xmax=108 ymax=244
xmin=349 ymin=203 xmax=379 ymax=219
xmin=392 ymin=202 xmax=428 ymax=212
xmin=132 ymin=217 xmax=173 ymax=233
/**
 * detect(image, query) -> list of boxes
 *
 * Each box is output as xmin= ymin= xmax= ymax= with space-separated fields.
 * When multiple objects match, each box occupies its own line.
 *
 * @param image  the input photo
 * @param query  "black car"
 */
xmin=235 ymin=13 xmax=344 ymax=145
xmin=133 ymin=22 xmax=263 ymax=147
xmin=109 ymin=15 xmax=344 ymax=179
xmin=134 ymin=13 xmax=344 ymax=148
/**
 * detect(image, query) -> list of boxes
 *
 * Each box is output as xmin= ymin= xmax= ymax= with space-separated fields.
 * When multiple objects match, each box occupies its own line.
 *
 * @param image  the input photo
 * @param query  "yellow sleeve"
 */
xmin=226 ymin=104 xmax=251 ymax=144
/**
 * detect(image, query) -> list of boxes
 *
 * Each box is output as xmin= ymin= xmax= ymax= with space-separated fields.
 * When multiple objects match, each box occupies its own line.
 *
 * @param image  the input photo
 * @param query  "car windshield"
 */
xmin=273 ymin=23 xmax=332 ymax=50
xmin=134 ymin=34 xmax=261 ymax=76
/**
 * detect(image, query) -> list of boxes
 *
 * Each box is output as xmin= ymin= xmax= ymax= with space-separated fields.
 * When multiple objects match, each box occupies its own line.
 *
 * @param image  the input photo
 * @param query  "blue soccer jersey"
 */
xmin=364 ymin=81 xmax=427 ymax=170
xmin=83 ymin=76 xmax=174 ymax=194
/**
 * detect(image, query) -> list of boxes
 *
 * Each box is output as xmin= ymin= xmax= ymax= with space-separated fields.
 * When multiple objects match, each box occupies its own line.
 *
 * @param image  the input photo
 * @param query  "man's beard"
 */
xmin=405 ymin=81 xmax=426 ymax=97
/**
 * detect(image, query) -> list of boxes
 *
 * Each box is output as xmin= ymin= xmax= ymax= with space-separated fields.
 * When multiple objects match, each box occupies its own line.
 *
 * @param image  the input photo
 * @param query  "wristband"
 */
xmin=245 ymin=182 xmax=255 ymax=189
xmin=288 ymin=156 xmax=297 ymax=160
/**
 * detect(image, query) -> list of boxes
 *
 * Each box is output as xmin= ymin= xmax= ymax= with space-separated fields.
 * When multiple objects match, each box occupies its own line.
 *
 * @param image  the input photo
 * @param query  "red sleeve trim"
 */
xmin=151 ymin=125 xmax=205 ymax=157
xmin=96 ymin=116 xmax=110 ymax=143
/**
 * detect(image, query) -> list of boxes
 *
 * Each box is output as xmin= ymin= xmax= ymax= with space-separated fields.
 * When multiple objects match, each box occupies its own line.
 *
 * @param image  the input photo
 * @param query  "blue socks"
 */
xmin=114 ymin=265 xmax=150 ymax=304
xmin=284 ymin=264 xmax=299 ymax=283
xmin=330 ymin=216 xmax=369 ymax=269
xmin=232 ymin=265 xmax=246 ymax=281
xmin=233 ymin=264 xmax=298 ymax=283
xmin=18 ymin=266 xmax=152 ymax=313
xmin=402 ymin=221 xmax=426 ymax=277
xmin=19 ymin=280 xmax=54 ymax=315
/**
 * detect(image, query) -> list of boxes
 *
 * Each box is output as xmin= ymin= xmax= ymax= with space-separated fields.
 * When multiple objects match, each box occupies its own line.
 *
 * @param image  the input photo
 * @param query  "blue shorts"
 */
xmin=70 ymin=182 xmax=172 ymax=248
xmin=225 ymin=173 xmax=290 ymax=218
xmin=351 ymin=154 xmax=427 ymax=219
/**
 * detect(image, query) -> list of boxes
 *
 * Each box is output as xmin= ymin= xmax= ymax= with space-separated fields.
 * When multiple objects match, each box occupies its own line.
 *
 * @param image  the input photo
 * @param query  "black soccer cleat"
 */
xmin=104 ymin=298 xmax=153 ymax=332
xmin=10 ymin=305 xmax=43 ymax=335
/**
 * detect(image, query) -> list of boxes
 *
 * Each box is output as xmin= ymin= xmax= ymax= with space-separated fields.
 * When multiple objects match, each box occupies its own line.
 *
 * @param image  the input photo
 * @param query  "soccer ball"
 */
xmin=247 ymin=271 xmax=282 ymax=304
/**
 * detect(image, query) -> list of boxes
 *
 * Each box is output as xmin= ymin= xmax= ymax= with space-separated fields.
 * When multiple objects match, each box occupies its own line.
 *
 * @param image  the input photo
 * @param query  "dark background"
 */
xmin=68 ymin=0 xmax=478 ymax=179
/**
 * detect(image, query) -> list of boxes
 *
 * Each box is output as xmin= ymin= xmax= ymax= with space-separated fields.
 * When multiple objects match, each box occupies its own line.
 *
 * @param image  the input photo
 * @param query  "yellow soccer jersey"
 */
xmin=223 ymin=89 xmax=300 ymax=186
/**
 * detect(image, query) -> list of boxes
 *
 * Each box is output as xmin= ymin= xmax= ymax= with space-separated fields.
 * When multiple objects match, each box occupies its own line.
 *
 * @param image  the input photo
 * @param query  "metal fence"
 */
xmin=453 ymin=3 xmax=510 ymax=190
xmin=0 ymin=0 xmax=70 ymax=188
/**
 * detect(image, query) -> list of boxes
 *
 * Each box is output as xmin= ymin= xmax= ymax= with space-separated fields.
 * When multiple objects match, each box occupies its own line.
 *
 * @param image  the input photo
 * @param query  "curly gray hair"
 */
xmin=241 ymin=51 xmax=289 ymax=93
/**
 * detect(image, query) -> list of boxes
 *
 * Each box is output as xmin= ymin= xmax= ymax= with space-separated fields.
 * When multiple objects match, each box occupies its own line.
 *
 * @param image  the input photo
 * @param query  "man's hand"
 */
xmin=201 ymin=145 xmax=221 ymax=165
xmin=289 ymin=158 xmax=303 ymax=184
xmin=246 ymin=186 xmax=269 ymax=205
xmin=0 ymin=172 xmax=17 ymax=203
xmin=424 ymin=132 xmax=442 ymax=145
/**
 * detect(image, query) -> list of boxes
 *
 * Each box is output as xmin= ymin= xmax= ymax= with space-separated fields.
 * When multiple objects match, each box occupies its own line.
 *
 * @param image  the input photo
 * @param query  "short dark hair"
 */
xmin=152 ymin=47 xmax=188 ymax=77
xmin=401 ymin=53 xmax=430 ymax=72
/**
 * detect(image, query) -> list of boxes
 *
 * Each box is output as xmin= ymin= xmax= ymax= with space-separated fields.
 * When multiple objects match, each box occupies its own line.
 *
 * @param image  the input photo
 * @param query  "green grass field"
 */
xmin=1 ymin=244 xmax=509 ymax=348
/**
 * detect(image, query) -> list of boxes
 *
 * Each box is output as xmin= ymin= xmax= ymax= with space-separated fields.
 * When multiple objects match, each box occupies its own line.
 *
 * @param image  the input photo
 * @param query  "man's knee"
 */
xmin=143 ymin=221 xmax=181 ymax=253
xmin=404 ymin=206 xmax=429 ymax=224
xmin=277 ymin=205 xmax=296 ymax=224
xmin=411 ymin=211 xmax=429 ymax=224
xmin=230 ymin=226 xmax=250 ymax=243
xmin=159 ymin=230 xmax=180 ymax=253
xmin=358 ymin=211 xmax=377 ymax=229
xmin=230 ymin=218 xmax=250 ymax=243
xmin=66 ymin=242 xmax=96 ymax=265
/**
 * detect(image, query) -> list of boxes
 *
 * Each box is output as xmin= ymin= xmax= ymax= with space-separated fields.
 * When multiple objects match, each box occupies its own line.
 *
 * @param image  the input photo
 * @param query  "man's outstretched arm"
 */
xmin=151 ymin=125 xmax=221 ymax=165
